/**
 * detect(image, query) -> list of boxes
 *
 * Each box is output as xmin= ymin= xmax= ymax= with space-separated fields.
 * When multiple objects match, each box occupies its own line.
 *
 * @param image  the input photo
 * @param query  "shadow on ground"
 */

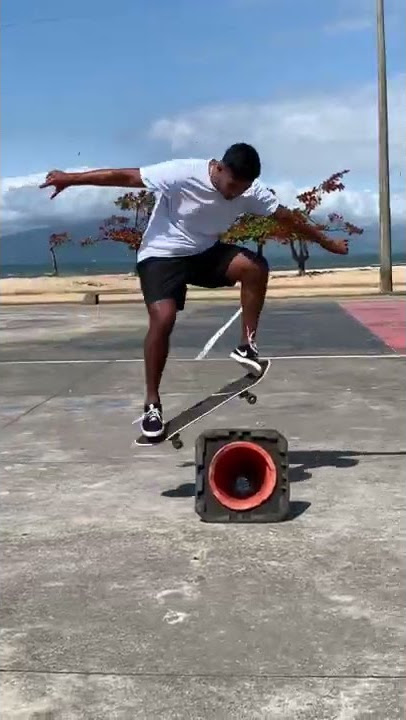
xmin=161 ymin=449 xmax=406 ymax=518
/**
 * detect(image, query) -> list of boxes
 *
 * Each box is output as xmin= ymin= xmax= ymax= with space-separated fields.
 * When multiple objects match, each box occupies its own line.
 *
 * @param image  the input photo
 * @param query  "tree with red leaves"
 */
xmin=81 ymin=190 xmax=155 ymax=271
xmin=49 ymin=232 xmax=72 ymax=275
xmin=75 ymin=169 xmax=362 ymax=276
xmin=221 ymin=170 xmax=363 ymax=274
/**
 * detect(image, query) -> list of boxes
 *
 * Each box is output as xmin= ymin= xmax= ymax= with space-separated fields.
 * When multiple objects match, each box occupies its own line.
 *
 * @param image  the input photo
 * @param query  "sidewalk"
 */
xmin=1 ymin=266 xmax=405 ymax=304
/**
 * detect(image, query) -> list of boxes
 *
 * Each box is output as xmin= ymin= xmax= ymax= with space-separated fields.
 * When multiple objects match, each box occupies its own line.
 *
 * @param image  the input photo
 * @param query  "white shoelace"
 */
xmin=247 ymin=328 xmax=258 ymax=352
xmin=132 ymin=405 xmax=162 ymax=425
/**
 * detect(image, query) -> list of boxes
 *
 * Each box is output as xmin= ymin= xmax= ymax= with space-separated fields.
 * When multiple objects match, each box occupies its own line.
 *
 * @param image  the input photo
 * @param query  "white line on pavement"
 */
xmin=1 ymin=354 xmax=405 ymax=365
xmin=195 ymin=308 xmax=242 ymax=360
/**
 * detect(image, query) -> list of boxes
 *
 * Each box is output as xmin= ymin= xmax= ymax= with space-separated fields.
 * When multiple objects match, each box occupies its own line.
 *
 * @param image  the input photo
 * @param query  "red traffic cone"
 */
xmin=208 ymin=440 xmax=277 ymax=512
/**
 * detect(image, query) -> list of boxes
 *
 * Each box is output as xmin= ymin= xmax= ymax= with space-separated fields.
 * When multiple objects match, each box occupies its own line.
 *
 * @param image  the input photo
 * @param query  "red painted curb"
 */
xmin=341 ymin=300 xmax=406 ymax=352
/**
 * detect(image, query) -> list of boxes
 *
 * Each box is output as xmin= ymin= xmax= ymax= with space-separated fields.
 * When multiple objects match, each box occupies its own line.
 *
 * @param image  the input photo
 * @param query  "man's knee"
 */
xmin=148 ymin=299 xmax=177 ymax=335
xmin=256 ymin=254 xmax=269 ymax=274
xmin=243 ymin=253 xmax=269 ymax=281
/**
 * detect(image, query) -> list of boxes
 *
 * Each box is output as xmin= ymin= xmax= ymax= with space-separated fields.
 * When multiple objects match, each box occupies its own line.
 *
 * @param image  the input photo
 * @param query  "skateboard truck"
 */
xmin=170 ymin=433 xmax=183 ymax=450
xmin=239 ymin=389 xmax=257 ymax=405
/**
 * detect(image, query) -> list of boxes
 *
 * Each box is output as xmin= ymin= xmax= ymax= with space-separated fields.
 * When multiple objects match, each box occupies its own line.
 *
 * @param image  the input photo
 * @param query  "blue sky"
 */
xmin=1 ymin=0 xmax=405 ymax=233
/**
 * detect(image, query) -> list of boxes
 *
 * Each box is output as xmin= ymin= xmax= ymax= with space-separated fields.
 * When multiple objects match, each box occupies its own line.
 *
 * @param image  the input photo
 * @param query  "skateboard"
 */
xmin=134 ymin=359 xmax=271 ymax=450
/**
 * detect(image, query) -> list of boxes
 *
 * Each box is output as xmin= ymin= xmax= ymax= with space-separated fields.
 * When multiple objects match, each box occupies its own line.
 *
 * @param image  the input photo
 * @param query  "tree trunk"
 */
xmin=298 ymin=239 xmax=309 ymax=275
xmin=50 ymin=247 xmax=58 ymax=276
xmin=290 ymin=239 xmax=309 ymax=275
xmin=256 ymin=243 xmax=264 ymax=258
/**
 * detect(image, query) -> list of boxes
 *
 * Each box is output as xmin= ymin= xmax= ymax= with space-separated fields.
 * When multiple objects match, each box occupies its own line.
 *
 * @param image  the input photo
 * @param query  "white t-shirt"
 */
xmin=137 ymin=158 xmax=278 ymax=263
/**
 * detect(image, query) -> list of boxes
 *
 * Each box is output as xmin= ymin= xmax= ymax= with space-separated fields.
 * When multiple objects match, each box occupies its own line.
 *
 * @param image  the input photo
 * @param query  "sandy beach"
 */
xmin=1 ymin=265 xmax=405 ymax=303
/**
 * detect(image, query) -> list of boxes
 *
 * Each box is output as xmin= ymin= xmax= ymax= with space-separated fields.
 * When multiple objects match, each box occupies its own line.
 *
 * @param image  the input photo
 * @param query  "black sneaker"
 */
xmin=230 ymin=334 xmax=262 ymax=375
xmin=141 ymin=402 xmax=164 ymax=438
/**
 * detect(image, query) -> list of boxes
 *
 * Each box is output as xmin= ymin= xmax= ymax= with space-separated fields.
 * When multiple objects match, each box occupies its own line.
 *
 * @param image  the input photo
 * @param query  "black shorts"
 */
xmin=137 ymin=241 xmax=250 ymax=310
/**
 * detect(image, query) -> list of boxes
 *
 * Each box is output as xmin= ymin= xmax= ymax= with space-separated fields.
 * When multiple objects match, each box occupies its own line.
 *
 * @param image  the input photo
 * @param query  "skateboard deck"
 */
xmin=134 ymin=359 xmax=270 ymax=449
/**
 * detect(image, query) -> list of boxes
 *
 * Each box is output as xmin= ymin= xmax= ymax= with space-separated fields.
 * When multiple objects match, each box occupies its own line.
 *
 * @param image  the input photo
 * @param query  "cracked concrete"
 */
xmin=1 ymin=299 xmax=405 ymax=719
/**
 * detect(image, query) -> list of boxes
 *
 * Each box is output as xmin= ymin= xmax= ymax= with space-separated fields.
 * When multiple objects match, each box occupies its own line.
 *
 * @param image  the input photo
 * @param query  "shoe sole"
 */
xmin=141 ymin=427 xmax=165 ymax=438
xmin=229 ymin=351 xmax=263 ymax=375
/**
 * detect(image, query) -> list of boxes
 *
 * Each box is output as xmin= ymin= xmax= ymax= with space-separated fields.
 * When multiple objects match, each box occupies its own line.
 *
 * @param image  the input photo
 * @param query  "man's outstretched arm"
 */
xmin=272 ymin=205 xmax=348 ymax=255
xmin=248 ymin=183 xmax=348 ymax=256
xmin=40 ymin=168 xmax=145 ymax=199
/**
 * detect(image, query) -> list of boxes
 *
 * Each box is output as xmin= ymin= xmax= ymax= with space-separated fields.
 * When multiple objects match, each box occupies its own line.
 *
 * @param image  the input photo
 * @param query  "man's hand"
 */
xmin=40 ymin=170 xmax=71 ymax=199
xmin=272 ymin=207 xmax=349 ymax=256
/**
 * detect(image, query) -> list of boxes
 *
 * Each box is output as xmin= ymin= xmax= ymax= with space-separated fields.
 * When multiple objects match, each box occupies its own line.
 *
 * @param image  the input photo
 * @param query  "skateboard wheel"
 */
xmin=246 ymin=393 xmax=257 ymax=405
xmin=171 ymin=434 xmax=183 ymax=450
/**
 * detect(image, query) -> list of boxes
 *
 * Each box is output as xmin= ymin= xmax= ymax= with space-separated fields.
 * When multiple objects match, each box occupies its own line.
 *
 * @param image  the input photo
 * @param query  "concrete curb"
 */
xmin=2 ymin=286 xmax=405 ymax=305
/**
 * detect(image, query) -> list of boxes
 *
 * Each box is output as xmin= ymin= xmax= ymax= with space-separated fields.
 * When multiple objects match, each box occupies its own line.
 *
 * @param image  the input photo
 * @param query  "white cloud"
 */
xmin=1 ymin=75 xmax=405 ymax=234
xmin=322 ymin=0 xmax=403 ymax=33
xmin=323 ymin=17 xmax=373 ymax=33
xmin=149 ymin=74 xmax=405 ymax=179
xmin=1 ymin=168 xmax=122 ymax=235
xmin=148 ymin=73 xmax=406 ymax=223
xmin=256 ymin=181 xmax=406 ymax=226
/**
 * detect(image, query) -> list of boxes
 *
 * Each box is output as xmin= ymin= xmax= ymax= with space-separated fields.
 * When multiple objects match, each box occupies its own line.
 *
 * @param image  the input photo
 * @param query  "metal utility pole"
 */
xmin=376 ymin=0 xmax=392 ymax=292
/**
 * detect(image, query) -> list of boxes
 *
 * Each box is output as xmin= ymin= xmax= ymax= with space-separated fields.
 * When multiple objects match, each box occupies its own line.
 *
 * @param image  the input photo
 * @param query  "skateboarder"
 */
xmin=40 ymin=143 xmax=348 ymax=438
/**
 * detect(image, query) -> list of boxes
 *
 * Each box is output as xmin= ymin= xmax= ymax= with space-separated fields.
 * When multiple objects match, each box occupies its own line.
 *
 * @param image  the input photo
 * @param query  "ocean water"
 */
xmin=2 ymin=251 xmax=405 ymax=279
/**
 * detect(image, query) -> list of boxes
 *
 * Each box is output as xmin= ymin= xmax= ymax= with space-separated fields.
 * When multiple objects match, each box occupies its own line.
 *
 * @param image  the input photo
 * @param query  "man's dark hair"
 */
xmin=221 ymin=143 xmax=261 ymax=182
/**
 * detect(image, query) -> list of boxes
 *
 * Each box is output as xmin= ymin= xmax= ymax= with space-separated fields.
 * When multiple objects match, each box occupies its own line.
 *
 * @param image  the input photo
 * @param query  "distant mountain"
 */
xmin=1 ymin=220 xmax=136 ymax=266
xmin=1 ymin=218 xmax=405 ymax=274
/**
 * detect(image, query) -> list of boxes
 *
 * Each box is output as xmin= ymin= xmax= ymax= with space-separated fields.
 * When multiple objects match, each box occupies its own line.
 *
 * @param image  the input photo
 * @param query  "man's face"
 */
xmin=210 ymin=161 xmax=253 ymax=200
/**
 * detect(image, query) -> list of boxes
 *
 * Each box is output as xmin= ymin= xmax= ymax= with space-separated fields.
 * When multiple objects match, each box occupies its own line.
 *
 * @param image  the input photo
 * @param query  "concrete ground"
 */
xmin=1 ymin=298 xmax=405 ymax=719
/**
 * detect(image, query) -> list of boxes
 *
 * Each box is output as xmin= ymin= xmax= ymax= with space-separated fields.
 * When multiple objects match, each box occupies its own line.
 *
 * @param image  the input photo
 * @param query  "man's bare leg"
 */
xmin=239 ymin=261 xmax=268 ymax=343
xmin=144 ymin=299 xmax=177 ymax=405
xmin=227 ymin=252 xmax=269 ymax=372
xmin=226 ymin=252 xmax=269 ymax=341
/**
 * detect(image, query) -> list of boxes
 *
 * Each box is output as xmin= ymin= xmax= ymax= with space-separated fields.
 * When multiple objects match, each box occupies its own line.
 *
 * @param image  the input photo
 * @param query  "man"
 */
xmin=40 ymin=143 xmax=348 ymax=438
